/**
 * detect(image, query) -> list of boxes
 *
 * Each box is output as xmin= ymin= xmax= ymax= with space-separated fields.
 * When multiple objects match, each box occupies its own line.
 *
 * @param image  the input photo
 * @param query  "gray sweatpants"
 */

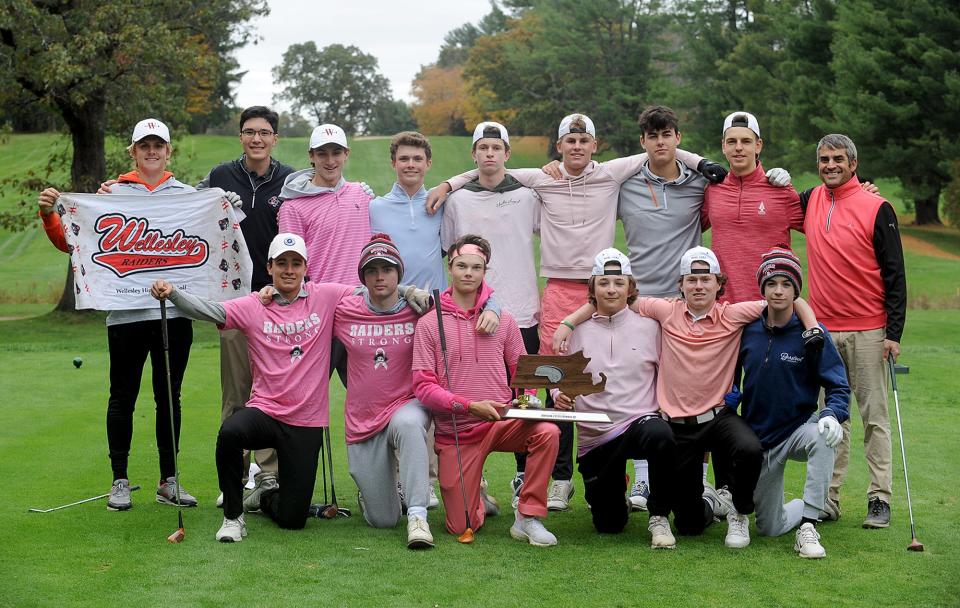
xmin=753 ymin=414 xmax=836 ymax=537
xmin=347 ymin=400 xmax=431 ymax=528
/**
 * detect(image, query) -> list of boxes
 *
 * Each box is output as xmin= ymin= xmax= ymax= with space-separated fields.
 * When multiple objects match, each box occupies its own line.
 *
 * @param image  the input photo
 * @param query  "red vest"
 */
xmin=804 ymin=176 xmax=886 ymax=332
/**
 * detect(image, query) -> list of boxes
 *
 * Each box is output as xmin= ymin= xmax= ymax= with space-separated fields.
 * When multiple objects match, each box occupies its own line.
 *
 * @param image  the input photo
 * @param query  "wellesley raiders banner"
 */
xmin=57 ymin=189 xmax=252 ymax=310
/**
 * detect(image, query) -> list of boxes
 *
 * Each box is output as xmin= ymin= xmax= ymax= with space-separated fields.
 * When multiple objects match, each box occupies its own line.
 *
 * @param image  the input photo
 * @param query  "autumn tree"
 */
xmin=411 ymin=65 xmax=470 ymax=136
xmin=272 ymin=43 xmax=391 ymax=134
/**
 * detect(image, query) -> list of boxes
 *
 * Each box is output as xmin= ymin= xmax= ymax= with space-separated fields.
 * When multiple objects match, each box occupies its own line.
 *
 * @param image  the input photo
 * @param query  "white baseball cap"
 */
xmin=592 ymin=248 xmax=632 ymax=277
xmin=680 ymin=246 xmax=721 ymax=275
xmin=722 ymin=111 xmax=760 ymax=138
xmin=309 ymin=124 xmax=348 ymax=150
xmin=558 ymin=113 xmax=596 ymax=139
xmin=472 ymin=121 xmax=510 ymax=145
xmin=268 ymin=233 xmax=308 ymax=262
xmin=131 ymin=118 xmax=170 ymax=143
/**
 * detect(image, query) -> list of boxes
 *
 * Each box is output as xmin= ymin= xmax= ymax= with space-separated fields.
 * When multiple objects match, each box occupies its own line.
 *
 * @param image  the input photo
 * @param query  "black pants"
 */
xmin=670 ymin=409 xmax=762 ymax=536
xmin=577 ymin=416 xmax=676 ymax=533
xmin=106 ymin=317 xmax=193 ymax=481
xmin=216 ymin=407 xmax=323 ymax=529
xmin=513 ymin=325 xmax=574 ymax=480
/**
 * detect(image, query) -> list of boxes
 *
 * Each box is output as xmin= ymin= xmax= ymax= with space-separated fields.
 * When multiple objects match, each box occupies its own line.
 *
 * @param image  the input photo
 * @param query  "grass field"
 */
xmin=1 ymin=133 xmax=958 ymax=607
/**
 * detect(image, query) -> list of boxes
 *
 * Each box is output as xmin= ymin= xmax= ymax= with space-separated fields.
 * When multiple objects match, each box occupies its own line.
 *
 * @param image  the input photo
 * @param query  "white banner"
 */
xmin=57 ymin=189 xmax=252 ymax=310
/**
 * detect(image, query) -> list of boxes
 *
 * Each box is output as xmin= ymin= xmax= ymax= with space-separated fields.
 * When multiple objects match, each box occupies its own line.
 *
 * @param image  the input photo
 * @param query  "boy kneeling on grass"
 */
xmin=554 ymin=246 xmax=825 ymax=549
xmin=412 ymin=235 xmax=561 ymax=546
xmin=728 ymin=246 xmax=850 ymax=558
xmin=551 ymin=248 xmax=679 ymax=549
xmin=152 ymin=234 xmax=356 ymax=542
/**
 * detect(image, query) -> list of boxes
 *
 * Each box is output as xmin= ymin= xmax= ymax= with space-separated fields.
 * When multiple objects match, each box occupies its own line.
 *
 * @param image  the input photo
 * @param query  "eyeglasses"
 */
xmin=241 ymin=129 xmax=276 ymax=138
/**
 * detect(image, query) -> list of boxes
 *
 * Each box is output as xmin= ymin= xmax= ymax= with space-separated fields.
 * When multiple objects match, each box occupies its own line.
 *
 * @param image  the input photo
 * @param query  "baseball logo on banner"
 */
xmin=57 ymin=188 xmax=252 ymax=310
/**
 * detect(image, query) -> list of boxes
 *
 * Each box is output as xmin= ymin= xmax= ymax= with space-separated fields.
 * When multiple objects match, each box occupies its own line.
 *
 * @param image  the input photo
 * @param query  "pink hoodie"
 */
xmin=412 ymin=282 xmax=526 ymax=445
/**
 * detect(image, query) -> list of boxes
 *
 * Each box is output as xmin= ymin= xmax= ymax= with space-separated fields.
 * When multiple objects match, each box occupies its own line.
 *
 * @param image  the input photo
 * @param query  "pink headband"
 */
xmin=449 ymin=244 xmax=488 ymax=264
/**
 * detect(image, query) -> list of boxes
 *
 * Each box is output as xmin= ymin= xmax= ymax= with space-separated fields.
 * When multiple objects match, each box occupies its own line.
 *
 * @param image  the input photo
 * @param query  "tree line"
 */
xmin=410 ymin=0 xmax=959 ymax=225
xmin=1 ymin=1 xmax=957 ymax=225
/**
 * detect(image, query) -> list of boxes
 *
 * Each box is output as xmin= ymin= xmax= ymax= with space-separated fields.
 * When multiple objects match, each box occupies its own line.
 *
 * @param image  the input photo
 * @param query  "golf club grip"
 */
xmin=432 ymin=289 xmax=447 ymax=352
xmin=159 ymin=298 xmax=169 ymax=350
xmin=888 ymin=357 xmax=898 ymax=391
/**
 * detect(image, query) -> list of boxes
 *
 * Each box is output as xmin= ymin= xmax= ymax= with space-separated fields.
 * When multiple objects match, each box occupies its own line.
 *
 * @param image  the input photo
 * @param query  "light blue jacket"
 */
xmin=369 ymin=183 xmax=446 ymax=290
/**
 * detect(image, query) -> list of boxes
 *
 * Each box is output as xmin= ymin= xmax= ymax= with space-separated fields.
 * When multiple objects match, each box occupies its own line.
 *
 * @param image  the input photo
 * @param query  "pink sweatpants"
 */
xmin=539 ymin=279 xmax=589 ymax=355
xmin=436 ymin=419 xmax=560 ymax=535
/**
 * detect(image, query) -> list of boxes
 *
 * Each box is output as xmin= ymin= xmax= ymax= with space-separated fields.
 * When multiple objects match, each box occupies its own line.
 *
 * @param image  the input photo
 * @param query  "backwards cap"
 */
xmin=680 ymin=246 xmax=720 ymax=276
xmin=592 ymin=248 xmax=633 ymax=277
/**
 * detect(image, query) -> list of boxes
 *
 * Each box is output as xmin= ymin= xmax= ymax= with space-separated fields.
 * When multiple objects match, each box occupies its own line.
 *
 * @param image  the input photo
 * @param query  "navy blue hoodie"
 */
xmin=732 ymin=311 xmax=850 ymax=450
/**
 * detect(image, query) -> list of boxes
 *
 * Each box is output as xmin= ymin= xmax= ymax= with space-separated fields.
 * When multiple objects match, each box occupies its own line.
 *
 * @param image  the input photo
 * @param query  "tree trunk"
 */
xmin=55 ymin=99 xmax=107 ymax=310
xmin=914 ymin=192 xmax=942 ymax=225
xmin=54 ymin=262 xmax=76 ymax=313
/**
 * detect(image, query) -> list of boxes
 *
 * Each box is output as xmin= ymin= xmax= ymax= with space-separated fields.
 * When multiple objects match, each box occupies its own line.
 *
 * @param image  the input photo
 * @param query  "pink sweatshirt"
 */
xmin=445 ymin=151 xmax=702 ymax=279
xmin=412 ymin=283 xmax=526 ymax=445
xmin=552 ymin=307 xmax=661 ymax=457
xmin=221 ymin=282 xmax=352 ymax=427
xmin=333 ymin=295 xmax=419 ymax=444
xmin=277 ymin=182 xmax=372 ymax=284
xmin=633 ymin=297 xmax=764 ymax=417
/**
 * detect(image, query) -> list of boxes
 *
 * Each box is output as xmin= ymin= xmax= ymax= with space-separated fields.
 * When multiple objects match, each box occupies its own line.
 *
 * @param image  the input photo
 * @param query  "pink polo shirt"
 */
xmin=633 ymin=297 xmax=764 ymax=418
xmin=333 ymin=295 xmax=419 ymax=444
xmin=222 ymin=282 xmax=352 ymax=427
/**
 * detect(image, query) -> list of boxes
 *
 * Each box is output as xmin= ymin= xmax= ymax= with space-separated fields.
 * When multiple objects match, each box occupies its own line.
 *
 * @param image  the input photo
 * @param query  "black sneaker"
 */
xmin=862 ymin=497 xmax=890 ymax=528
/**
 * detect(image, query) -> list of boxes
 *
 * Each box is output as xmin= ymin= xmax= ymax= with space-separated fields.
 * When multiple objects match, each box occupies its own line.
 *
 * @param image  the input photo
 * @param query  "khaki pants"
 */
xmin=221 ymin=329 xmax=278 ymax=478
xmin=829 ymin=328 xmax=892 ymax=502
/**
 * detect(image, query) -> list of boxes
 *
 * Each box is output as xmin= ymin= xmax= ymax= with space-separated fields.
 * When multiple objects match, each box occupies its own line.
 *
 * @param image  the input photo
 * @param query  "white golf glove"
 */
xmin=817 ymin=416 xmax=843 ymax=448
xmin=224 ymin=191 xmax=243 ymax=208
xmin=402 ymin=285 xmax=431 ymax=314
xmin=359 ymin=181 xmax=375 ymax=197
xmin=766 ymin=167 xmax=792 ymax=187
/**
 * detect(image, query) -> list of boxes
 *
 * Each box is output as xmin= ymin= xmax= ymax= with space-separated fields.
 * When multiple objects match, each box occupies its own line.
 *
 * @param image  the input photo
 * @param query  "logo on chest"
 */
xmin=757 ymin=201 xmax=766 ymax=216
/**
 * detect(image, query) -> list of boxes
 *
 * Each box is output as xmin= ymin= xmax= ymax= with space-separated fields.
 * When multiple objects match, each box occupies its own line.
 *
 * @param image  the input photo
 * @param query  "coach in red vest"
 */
xmin=801 ymin=134 xmax=906 ymax=530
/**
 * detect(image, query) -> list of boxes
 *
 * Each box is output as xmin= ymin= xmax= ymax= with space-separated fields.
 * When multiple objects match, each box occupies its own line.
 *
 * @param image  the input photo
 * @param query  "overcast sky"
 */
xmin=233 ymin=0 xmax=492 ymax=112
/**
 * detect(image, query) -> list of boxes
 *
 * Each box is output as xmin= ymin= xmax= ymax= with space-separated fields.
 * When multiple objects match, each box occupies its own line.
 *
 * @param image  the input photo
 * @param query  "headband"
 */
xmin=449 ymin=244 xmax=488 ymax=264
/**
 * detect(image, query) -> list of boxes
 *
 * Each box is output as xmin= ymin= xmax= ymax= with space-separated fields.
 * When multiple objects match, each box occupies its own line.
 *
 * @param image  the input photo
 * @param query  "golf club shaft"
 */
xmin=28 ymin=485 xmax=142 ymax=513
xmin=324 ymin=426 xmax=339 ymax=506
xmin=888 ymin=357 xmax=919 ymax=540
xmin=160 ymin=300 xmax=184 ymax=515
xmin=321 ymin=428 xmax=328 ymax=504
xmin=433 ymin=289 xmax=473 ymax=534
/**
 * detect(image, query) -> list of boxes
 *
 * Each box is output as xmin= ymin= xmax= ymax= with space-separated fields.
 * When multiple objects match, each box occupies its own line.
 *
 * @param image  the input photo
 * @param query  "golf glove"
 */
xmin=402 ymin=285 xmax=431 ymax=314
xmin=224 ymin=191 xmax=243 ymax=208
xmin=818 ymin=416 xmax=843 ymax=448
xmin=765 ymin=167 xmax=792 ymax=187
xmin=697 ymin=159 xmax=728 ymax=184
xmin=802 ymin=327 xmax=825 ymax=358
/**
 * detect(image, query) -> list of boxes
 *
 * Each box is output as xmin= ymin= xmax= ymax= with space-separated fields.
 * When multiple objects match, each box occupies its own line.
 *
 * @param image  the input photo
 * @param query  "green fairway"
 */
xmin=1 ymin=132 xmax=958 ymax=607
xmin=1 ymin=310 xmax=957 ymax=607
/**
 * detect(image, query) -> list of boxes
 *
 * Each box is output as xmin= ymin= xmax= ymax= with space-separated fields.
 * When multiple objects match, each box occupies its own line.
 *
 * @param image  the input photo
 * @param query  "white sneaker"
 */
xmin=510 ymin=511 xmax=557 ymax=547
xmin=216 ymin=514 xmax=247 ymax=543
xmin=703 ymin=483 xmax=733 ymax=518
xmin=480 ymin=477 xmax=500 ymax=516
xmin=546 ymin=479 xmax=574 ymax=511
xmin=216 ymin=492 xmax=224 ymax=508
xmin=794 ymin=522 xmax=826 ymax=558
xmin=648 ymin=515 xmax=676 ymax=549
xmin=406 ymin=516 xmax=435 ymax=549
xmin=427 ymin=485 xmax=440 ymax=510
xmin=725 ymin=511 xmax=750 ymax=549
xmin=629 ymin=480 xmax=650 ymax=512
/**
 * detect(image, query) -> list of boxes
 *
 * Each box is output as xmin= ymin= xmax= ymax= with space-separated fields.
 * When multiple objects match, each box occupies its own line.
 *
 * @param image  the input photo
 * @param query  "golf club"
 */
xmin=323 ymin=426 xmax=351 ymax=518
xmin=888 ymin=357 xmax=924 ymax=552
xmin=433 ymin=289 xmax=475 ymax=544
xmin=161 ymin=299 xmax=185 ymax=544
xmin=28 ymin=485 xmax=142 ymax=513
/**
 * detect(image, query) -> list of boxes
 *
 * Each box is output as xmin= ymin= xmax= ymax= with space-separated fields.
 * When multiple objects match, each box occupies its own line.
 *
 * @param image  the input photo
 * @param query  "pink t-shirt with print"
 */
xmin=222 ymin=282 xmax=352 ymax=427
xmin=333 ymin=295 xmax=419 ymax=444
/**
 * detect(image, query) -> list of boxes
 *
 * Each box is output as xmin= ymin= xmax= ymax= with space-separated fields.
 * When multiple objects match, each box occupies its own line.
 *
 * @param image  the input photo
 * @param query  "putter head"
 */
xmin=457 ymin=528 xmax=475 ymax=544
xmin=309 ymin=503 xmax=337 ymax=519
xmin=908 ymin=539 xmax=924 ymax=552
xmin=167 ymin=528 xmax=185 ymax=543
xmin=336 ymin=507 xmax=352 ymax=518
